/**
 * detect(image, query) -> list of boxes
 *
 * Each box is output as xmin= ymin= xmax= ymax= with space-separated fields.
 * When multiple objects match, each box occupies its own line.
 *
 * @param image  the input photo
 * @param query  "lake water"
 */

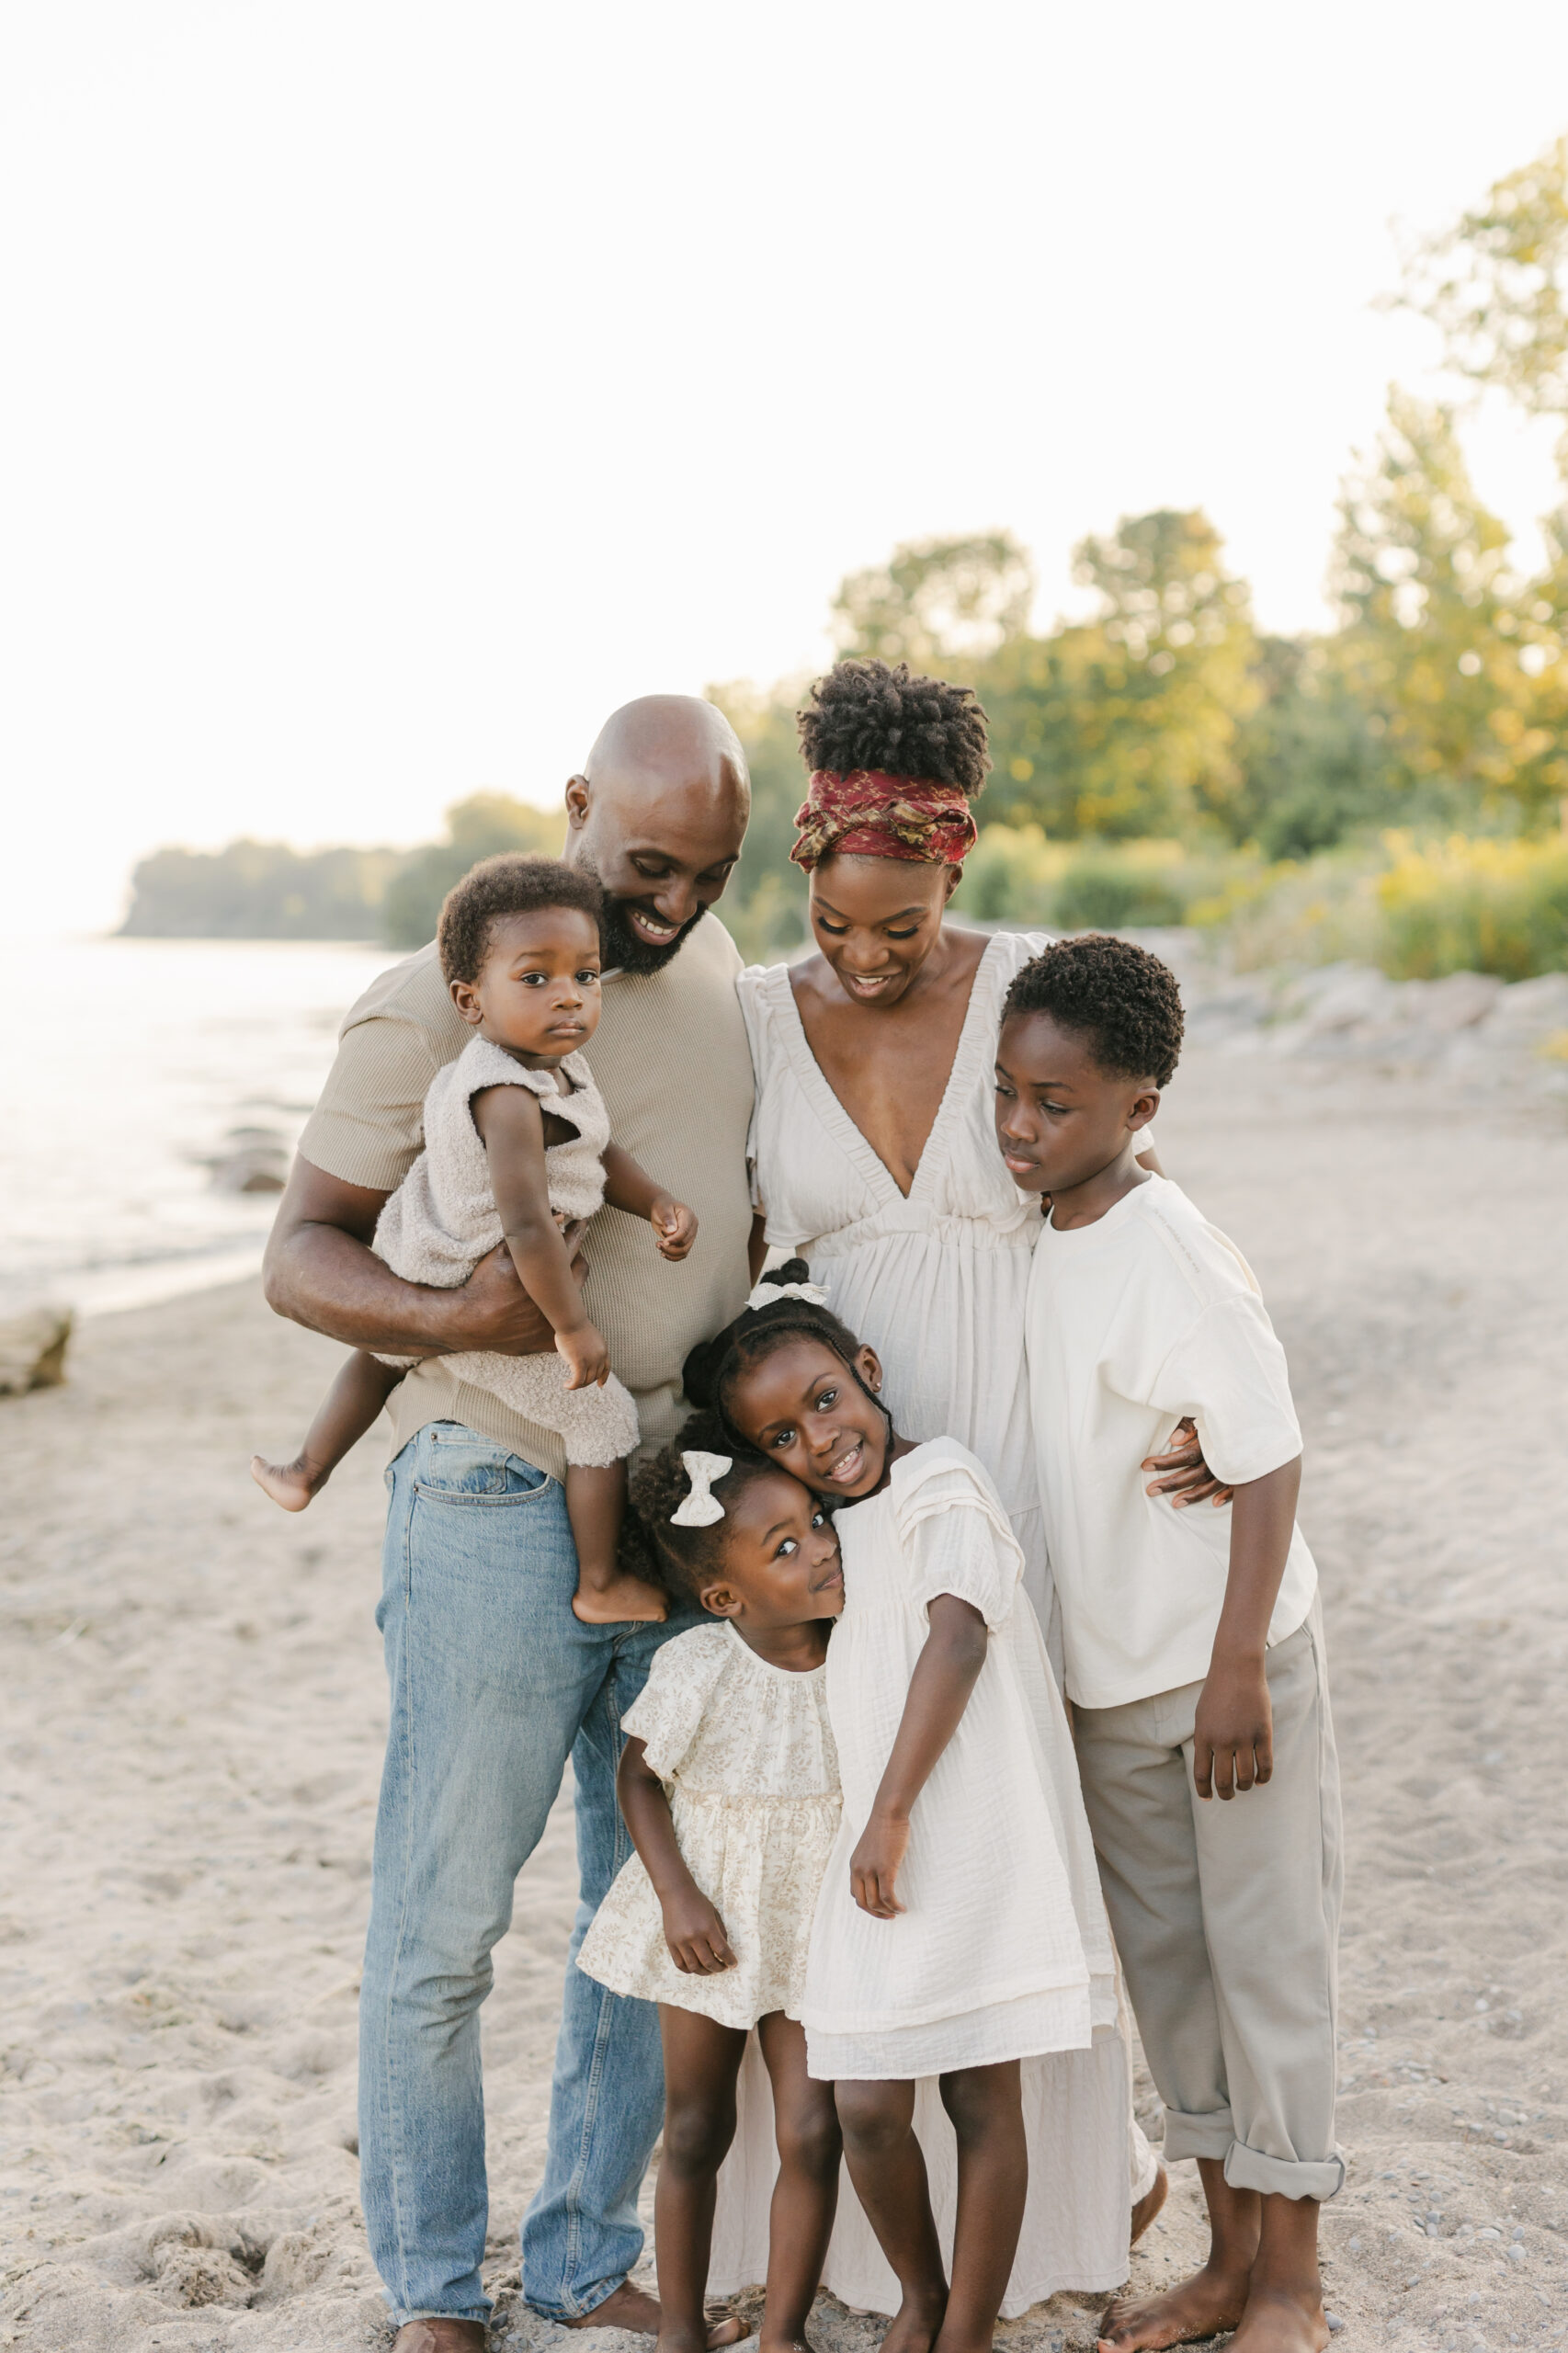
xmin=1 ymin=937 xmax=396 ymax=1317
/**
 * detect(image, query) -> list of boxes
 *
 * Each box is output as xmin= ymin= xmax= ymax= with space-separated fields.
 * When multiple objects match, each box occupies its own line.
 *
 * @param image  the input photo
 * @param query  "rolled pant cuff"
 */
xmin=1161 ymin=2106 xmax=1236 ymax=2165
xmin=525 ymin=2278 xmax=630 ymax=2326
xmin=1223 ymin=2140 xmax=1346 ymax=2202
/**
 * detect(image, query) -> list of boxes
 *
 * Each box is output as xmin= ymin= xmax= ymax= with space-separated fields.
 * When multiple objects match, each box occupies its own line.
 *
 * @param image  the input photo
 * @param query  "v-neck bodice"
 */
xmin=779 ymin=936 xmax=1000 ymax=1207
xmin=737 ymin=928 xmax=1053 ymax=1611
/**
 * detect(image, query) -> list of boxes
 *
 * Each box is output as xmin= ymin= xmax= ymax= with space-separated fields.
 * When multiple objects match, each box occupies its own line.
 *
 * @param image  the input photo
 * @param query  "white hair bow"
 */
xmin=670 ymin=1450 xmax=733 ymax=1528
xmin=744 ymin=1276 xmax=828 ymax=1314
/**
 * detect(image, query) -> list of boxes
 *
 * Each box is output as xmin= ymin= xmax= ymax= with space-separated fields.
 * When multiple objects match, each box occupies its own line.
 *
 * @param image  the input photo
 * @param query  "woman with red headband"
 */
xmin=735 ymin=657 xmax=1199 ymax=2290
xmin=739 ymin=657 xmax=1208 ymax=1608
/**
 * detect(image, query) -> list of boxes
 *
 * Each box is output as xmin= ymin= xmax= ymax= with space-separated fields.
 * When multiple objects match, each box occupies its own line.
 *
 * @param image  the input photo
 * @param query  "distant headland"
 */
xmin=119 ymin=795 xmax=562 ymax=951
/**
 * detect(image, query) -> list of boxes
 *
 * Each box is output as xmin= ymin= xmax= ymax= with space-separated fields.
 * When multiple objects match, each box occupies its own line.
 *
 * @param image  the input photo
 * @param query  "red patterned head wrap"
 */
xmin=789 ymin=770 xmax=980 ymax=873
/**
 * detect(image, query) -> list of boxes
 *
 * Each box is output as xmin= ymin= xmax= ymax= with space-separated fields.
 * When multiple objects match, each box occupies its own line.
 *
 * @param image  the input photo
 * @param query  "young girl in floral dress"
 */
xmin=576 ymin=1415 xmax=846 ymax=2353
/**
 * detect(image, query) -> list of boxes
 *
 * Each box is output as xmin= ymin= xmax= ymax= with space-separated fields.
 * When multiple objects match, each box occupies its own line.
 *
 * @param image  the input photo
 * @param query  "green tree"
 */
xmin=978 ymin=510 xmax=1260 ymax=838
xmin=1231 ymin=638 xmax=1398 ymax=859
xmin=704 ymin=679 xmax=812 ymax=960
xmin=381 ymin=793 xmax=563 ymax=949
xmin=1328 ymin=390 xmax=1565 ymax=823
xmin=832 ymin=532 xmax=1035 ymax=667
xmin=119 ymin=839 xmax=404 ymax=938
xmin=1395 ymin=133 xmax=1568 ymax=438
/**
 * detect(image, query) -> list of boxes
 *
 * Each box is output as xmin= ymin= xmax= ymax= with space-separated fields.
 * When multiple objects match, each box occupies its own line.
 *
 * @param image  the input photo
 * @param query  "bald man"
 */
xmin=264 ymin=699 xmax=758 ymax=2352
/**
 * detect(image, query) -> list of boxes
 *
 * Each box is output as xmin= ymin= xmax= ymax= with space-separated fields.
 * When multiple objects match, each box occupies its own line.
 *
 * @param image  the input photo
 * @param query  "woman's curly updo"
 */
xmin=797 ymin=659 xmax=991 ymax=795
xmin=682 ymin=1261 xmax=883 ymax=1445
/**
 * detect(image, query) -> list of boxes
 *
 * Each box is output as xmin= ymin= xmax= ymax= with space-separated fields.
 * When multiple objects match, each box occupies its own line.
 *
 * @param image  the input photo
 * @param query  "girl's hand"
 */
xmin=850 ymin=1812 xmax=909 ymax=1919
xmin=1193 ymin=1654 xmax=1273 ymax=1800
xmin=662 ymin=1889 xmax=737 ymax=1974
xmin=650 ymin=1197 xmax=699 ymax=1262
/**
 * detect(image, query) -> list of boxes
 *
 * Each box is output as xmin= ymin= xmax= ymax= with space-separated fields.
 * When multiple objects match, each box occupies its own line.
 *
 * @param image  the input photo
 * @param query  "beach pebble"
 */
xmin=201 ymin=1123 xmax=290 ymax=1193
xmin=0 ymin=1302 xmax=72 ymax=1396
xmin=152 ymin=2239 xmax=253 ymax=2308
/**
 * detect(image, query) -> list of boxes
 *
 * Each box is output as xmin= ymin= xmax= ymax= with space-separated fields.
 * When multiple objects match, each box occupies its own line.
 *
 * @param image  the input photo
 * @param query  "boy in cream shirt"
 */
xmin=995 ymin=936 xmax=1340 ymax=2353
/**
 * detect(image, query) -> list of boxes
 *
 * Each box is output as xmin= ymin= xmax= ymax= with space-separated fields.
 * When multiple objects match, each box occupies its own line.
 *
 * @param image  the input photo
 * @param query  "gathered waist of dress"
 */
xmin=670 ymin=1786 xmax=842 ymax=1809
xmin=801 ymin=1210 xmax=1040 ymax=1262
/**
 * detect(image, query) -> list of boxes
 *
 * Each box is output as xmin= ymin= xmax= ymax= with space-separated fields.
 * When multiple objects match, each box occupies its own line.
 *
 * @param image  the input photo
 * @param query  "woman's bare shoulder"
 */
xmin=785 ymin=951 xmax=837 ymax=1011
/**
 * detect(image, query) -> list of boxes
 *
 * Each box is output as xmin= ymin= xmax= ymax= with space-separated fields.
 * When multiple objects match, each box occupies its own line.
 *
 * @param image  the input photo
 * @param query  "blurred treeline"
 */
xmin=121 ymin=139 xmax=1568 ymax=978
xmin=122 ymin=795 xmax=564 ymax=949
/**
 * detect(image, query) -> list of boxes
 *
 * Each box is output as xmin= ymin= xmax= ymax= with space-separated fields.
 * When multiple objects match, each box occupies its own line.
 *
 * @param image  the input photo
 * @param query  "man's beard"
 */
xmin=595 ymin=881 xmax=708 ymax=977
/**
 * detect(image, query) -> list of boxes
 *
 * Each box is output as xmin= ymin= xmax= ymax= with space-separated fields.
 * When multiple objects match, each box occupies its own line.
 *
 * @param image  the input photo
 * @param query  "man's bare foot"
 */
xmin=1131 ymin=2161 xmax=1169 ymax=2247
xmin=556 ymin=2282 xmax=743 ymax=2345
xmin=878 ymin=2285 xmax=947 ymax=2353
xmin=572 ymin=1574 xmax=669 ymax=1625
xmin=250 ymin=1452 xmax=325 ymax=1511
xmin=1097 ymin=2258 xmax=1250 ymax=2351
xmin=1225 ymin=2283 xmax=1328 ymax=2352
xmin=559 ymin=2281 xmax=662 ymax=2335
xmin=391 ymin=2322 xmax=486 ymax=2353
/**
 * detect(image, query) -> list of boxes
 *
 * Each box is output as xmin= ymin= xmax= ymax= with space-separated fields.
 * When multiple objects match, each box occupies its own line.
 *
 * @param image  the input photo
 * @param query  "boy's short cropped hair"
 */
xmin=1004 ymin=934 xmax=1184 ymax=1090
xmin=437 ymin=855 xmax=606 ymax=988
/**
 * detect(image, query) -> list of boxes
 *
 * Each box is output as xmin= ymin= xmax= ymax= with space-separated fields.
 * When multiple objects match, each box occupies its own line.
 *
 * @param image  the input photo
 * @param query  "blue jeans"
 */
xmin=358 ymin=1423 xmax=693 ymax=2328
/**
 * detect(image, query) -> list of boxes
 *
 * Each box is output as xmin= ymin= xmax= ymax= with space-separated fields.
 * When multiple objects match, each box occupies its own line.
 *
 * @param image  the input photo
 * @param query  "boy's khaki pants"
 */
xmin=1072 ymin=1601 xmax=1344 ymax=2202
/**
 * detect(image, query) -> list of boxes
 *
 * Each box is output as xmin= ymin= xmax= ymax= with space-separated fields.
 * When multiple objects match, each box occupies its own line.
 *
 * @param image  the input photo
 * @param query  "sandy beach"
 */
xmin=3 ymin=1042 xmax=1567 ymax=2353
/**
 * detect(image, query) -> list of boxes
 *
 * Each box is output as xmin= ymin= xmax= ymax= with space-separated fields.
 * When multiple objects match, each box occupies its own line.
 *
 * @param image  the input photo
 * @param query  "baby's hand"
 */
xmin=650 ymin=1197 xmax=699 ymax=1262
xmin=662 ymin=1889 xmax=737 ymax=1974
xmin=850 ymin=1811 xmax=909 ymax=1920
xmin=556 ymin=1322 xmax=611 ymax=1391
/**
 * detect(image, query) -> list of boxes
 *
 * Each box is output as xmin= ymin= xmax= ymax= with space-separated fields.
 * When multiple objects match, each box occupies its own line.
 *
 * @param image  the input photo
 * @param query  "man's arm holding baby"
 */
xmin=617 ymin=1737 xmax=736 ymax=1975
xmin=264 ymin=1155 xmax=580 ymax=1360
xmin=1192 ymin=1453 xmax=1302 ymax=1803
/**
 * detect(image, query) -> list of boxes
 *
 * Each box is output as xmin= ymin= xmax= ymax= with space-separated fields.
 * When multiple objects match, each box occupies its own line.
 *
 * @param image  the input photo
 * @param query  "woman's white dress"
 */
xmin=737 ymin=933 xmax=1055 ymax=1615
xmin=729 ymin=928 xmax=1158 ymax=2295
xmin=575 ymin=1622 xmax=840 ymax=2028
xmin=802 ymin=1440 xmax=1114 ymax=2080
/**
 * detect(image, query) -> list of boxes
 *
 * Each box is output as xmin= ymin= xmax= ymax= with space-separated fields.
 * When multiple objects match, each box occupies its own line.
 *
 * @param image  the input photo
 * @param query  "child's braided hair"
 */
xmin=621 ymin=1411 xmax=778 ymax=1609
xmin=682 ymin=1260 xmax=887 ymax=1448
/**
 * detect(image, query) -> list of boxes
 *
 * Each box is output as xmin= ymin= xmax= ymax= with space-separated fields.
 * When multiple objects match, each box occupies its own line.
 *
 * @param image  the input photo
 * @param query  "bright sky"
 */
xmin=4 ymin=1 xmax=1568 ymax=936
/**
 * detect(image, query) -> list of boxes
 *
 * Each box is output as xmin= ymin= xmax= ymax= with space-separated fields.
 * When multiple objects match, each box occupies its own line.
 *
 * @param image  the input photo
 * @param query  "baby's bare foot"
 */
xmin=572 ymin=1573 xmax=668 ymax=1625
xmin=250 ymin=1453 xmax=324 ymax=1512
xmin=1097 ymin=2257 xmax=1250 ymax=2350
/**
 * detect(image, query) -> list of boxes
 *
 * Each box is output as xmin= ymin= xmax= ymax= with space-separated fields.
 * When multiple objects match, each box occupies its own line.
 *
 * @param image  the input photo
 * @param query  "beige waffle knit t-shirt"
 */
xmin=297 ymin=913 xmax=756 ymax=1481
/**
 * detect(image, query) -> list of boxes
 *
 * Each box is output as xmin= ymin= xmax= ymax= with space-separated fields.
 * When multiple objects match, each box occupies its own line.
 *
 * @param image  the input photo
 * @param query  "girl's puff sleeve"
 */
xmin=619 ymin=1627 xmax=731 ymax=1781
xmin=892 ymin=1444 xmax=1025 ymax=1632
